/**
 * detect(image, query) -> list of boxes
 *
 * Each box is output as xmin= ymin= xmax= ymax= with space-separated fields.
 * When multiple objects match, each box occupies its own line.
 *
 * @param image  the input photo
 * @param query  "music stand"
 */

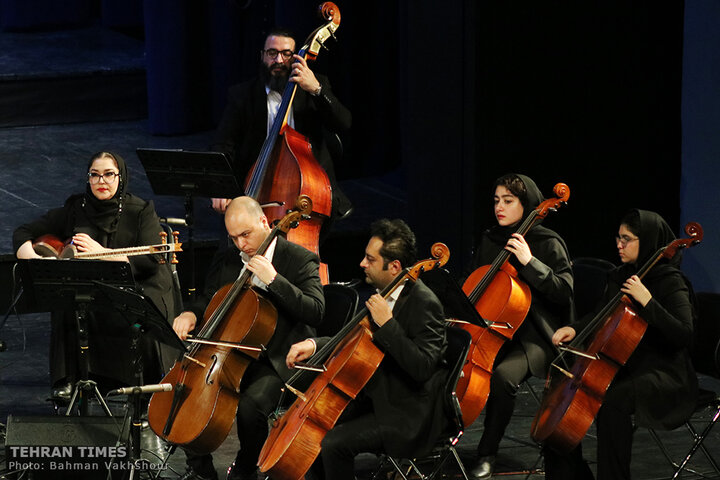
xmin=93 ymin=281 xmax=185 ymax=474
xmin=420 ymin=268 xmax=488 ymax=327
xmin=136 ymin=148 xmax=243 ymax=299
xmin=17 ymin=259 xmax=136 ymax=416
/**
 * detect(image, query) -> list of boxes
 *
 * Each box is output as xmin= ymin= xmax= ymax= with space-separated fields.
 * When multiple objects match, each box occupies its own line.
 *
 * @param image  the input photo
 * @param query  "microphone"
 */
xmin=106 ymin=383 xmax=173 ymax=396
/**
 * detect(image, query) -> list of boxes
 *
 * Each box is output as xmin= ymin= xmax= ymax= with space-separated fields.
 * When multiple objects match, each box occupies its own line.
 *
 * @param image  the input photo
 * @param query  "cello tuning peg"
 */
xmin=301 ymin=214 xmax=311 ymax=220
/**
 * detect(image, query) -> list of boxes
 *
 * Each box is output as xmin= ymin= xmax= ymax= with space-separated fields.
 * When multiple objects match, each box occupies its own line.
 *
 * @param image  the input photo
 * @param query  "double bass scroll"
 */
xmin=245 ymin=2 xmax=342 ymax=284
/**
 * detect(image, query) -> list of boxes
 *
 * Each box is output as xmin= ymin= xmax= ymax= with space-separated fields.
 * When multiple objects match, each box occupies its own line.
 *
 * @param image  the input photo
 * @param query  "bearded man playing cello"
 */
xmin=172 ymin=196 xmax=325 ymax=480
xmin=286 ymin=218 xmax=447 ymax=479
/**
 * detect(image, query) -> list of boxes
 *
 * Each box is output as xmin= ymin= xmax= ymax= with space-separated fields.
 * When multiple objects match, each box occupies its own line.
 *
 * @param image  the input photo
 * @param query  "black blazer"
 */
xmin=316 ymin=279 xmax=448 ymax=457
xmin=211 ymin=75 xmax=352 ymax=217
xmin=188 ymin=236 xmax=325 ymax=382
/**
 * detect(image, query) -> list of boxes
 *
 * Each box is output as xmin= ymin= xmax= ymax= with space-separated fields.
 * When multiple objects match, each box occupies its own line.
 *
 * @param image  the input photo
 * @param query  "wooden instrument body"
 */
xmin=32 ymin=233 xmax=181 ymax=261
xmin=147 ymin=284 xmax=277 ymax=454
xmin=32 ymin=234 xmax=73 ymax=258
xmin=257 ymin=242 xmax=451 ymax=480
xmin=531 ymin=299 xmax=646 ymax=452
xmin=246 ymin=126 xmax=332 ymax=260
xmin=258 ymin=320 xmax=384 ymax=479
xmin=455 ymin=262 xmax=532 ymax=426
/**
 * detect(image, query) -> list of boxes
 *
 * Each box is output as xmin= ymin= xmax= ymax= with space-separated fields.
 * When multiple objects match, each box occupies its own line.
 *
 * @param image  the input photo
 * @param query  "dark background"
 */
xmin=1 ymin=0 xmax=718 ymax=291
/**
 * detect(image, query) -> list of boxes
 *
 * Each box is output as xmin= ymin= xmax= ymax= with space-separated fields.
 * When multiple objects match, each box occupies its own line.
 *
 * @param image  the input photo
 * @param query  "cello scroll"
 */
xmin=535 ymin=183 xmax=570 ymax=220
xmin=406 ymin=242 xmax=450 ymax=280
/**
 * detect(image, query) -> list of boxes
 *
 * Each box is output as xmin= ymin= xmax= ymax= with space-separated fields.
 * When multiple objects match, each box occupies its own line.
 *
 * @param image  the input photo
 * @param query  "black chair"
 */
xmin=571 ymin=257 xmax=615 ymax=319
xmin=648 ymin=291 xmax=720 ymax=479
xmin=316 ymin=281 xmax=359 ymax=337
xmin=373 ymin=326 xmax=472 ymax=480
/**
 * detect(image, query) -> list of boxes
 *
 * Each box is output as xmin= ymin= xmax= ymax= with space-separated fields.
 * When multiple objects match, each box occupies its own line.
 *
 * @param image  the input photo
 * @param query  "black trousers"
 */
xmin=186 ymin=359 xmax=284 ymax=476
xmin=319 ymin=397 xmax=382 ymax=480
xmin=543 ymin=373 xmax=636 ymax=480
xmin=596 ymin=375 xmax=635 ymax=480
xmin=477 ymin=343 xmax=533 ymax=456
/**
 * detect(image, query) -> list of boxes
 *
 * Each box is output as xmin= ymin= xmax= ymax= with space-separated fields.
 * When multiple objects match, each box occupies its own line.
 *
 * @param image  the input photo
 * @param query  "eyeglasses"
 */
xmin=615 ymin=234 xmax=639 ymax=247
xmin=263 ymin=48 xmax=294 ymax=60
xmin=88 ymin=172 xmax=120 ymax=184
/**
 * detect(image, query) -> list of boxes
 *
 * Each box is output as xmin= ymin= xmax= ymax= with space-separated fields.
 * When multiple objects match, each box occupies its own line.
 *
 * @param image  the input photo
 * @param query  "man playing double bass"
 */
xmin=210 ymin=27 xmax=352 ymax=223
xmin=286 ymin=219 xmax=448 ymax=479
xmin=172 ymin=196 xmax=325 ymax=480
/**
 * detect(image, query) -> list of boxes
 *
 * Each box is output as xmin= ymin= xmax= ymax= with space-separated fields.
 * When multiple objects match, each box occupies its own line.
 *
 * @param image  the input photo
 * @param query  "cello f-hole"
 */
xmin=206 ymin=354 xmax=220 ymax=385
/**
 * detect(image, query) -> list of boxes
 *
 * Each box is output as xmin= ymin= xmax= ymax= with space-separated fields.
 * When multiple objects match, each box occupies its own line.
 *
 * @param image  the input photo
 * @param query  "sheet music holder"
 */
xmin=420 ymin=268 xmax=488 ymax=327
xmin=136 ymin=148 xmax=242 ymax=199
xmin=17 ymin=259 xmax=135 ymax=312
xmin=92 ymin=281 xmax=185 ymax=352
xmin=137 ymin=148 xmax=243 ymax=301
xmin=16 ymin=259 xmax=136 ymax=416
xmin=92 ymin=281 xmax=185 ymax=466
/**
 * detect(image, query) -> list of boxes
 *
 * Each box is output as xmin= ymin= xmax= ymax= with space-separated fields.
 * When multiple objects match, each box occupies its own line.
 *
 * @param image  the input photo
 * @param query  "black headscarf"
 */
xmin=613 ymin=209 xmax=681 ymax=282
xmin=80 ymin=151 xmax=128 ymax=235
xmin=485 ymin=173 xmax=563 ymax=249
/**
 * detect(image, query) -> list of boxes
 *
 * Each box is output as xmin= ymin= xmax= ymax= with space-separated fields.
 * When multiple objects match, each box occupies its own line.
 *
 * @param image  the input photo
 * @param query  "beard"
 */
xmin=260 ymin=61 xmax=290 ymax=92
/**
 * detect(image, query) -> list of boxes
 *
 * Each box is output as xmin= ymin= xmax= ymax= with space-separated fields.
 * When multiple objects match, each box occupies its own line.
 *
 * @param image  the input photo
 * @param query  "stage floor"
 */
xmin=1 ymin=311 xmax=719 ymax=479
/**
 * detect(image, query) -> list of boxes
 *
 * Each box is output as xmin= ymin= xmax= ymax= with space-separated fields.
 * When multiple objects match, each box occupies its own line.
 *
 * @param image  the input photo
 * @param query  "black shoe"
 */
xmin=179 ymin=467 xmax=219 ymax=480
xmin=469 ymin=455 xmax=495 ymax=479
xmin=226 ymin=461 xmax=258 ymax=480
xmin=51 ymin=382 xmax=72 ymax=401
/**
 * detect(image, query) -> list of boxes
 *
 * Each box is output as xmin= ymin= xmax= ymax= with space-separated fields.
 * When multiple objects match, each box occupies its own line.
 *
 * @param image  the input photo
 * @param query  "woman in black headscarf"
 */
xmin=13 ymin=151 xmax=176 ymax=397
xmin=551 ymin=209 xmax=698 ymax=480
xmin=466 ymin=173 xmax=574 ymax=479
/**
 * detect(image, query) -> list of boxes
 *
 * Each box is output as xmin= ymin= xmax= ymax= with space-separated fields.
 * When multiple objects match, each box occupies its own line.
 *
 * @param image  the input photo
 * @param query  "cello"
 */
xmin=453 ymin=183 xmax=570 ymax=427
xmin=530 ymin=222 xmax=703 ymax=452
xmin=146 ymin=196 xmax=313 ymax=454
xmin=257 ymin=243 xmax=451 ymax=480
xmin=245 ymin=2 xmax=342 ymax=284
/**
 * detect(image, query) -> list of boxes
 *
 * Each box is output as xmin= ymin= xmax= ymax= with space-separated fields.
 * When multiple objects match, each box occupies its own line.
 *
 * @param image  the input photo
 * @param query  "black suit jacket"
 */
xmin=211 ymin=75 xmax=352 ymax=217
xmin=188 ymin=236 xmax=325 ymax=382
xmin=317 ymin=279 xmax=448 ymax=457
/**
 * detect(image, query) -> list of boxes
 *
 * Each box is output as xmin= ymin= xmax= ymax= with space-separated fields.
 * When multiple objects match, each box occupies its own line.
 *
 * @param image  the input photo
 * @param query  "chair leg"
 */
xmin=672 ymin=404 xmax=720 ymax=480
xmin=387 ymin=456 xmax=410 ymax=480
xmin=450 ymin=446 xmax=471 ymax=480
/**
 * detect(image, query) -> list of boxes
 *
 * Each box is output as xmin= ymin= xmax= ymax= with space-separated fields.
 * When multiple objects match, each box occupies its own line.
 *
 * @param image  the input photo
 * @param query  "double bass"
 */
xmin=531 ymin=222 xmax=703 ymax=452
xmin=146 ymin=196 xmax=313 ymax=454
xmin=257 ymin=243 xmax=451 ymax=480
xmin=245 ymin=2 xmax=342 ymax=284
xmin=453 ymin=183 xmax=570 ymax=427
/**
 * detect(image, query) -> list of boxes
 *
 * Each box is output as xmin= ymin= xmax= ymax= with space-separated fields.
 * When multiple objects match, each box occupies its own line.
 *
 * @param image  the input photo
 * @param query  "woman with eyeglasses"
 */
xmin=465 ymin=173 xmax=574 ymax=479
xmin=548 ymin=209 xmax=698 ymax=479
xmin=13 ymin=151 xmax=175 ymax=400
